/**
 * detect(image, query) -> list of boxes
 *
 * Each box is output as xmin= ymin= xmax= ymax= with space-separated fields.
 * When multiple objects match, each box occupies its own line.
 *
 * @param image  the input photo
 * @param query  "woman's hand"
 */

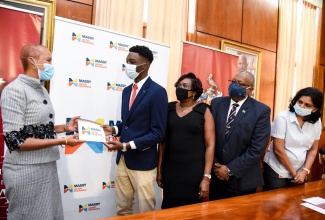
xmin=156 ymin=171 xmax=163 ymax=188
xmin=291 ymin=170 xmax=307 ymax=184
xmin=66 ymin=116 xmax=81 ymax=132
xmin=102 ymin=125 xmax=115 ymax=136
xmin=198 ymin=178 xmax=210 ymax=198
xmin=65 ymin=133 xmax=85 ymax=146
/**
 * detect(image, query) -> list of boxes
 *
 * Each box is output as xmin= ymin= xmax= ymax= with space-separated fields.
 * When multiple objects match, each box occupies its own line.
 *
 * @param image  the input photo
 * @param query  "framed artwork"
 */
xmin=221 ymin=40 xmax=262 ymax=100
xmin=2 ymin=0 xmax=56 ymax=50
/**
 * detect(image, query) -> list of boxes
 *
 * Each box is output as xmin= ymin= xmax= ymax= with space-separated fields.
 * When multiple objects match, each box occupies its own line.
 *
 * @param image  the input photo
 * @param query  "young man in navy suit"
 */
xmin=103 ymin=45 xmax=168 ymax=215
xmin=209 ymin=71 xmax=271 ymax=200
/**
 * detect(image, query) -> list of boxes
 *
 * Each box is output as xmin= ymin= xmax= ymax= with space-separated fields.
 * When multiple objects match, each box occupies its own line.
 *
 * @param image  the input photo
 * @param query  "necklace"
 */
xmin=179 ymin=103 xmax=196 ymax=114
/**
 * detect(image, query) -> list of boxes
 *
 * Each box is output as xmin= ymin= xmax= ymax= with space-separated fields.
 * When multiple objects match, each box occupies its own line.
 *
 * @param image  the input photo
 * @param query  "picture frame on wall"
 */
xmin=2 ymin=0 xmax=56 ymax=50
xmin=221 ymin=40 xmax=262 ymax=100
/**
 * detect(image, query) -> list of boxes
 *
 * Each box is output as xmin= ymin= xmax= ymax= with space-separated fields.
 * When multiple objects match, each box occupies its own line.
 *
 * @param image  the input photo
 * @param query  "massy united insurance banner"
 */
xmin=0 ymin=5 xmax=42 ymax=218
xmin=50 ymin=16 xmax=169 ymax=220
xmin=181 ymin=41 xmax=238 ymax=98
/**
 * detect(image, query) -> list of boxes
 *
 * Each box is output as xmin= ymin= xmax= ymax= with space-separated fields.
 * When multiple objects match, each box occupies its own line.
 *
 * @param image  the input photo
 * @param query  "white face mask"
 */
xmin=293 ymin=103 xmax=313 ymax=116
xmin=125 ymin=63 xmax=147 ymax=80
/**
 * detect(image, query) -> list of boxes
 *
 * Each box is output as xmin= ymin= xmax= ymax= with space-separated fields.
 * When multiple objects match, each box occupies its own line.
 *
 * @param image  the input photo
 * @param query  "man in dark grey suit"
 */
xmin=210 ymin=70 xmax=271 ymax=200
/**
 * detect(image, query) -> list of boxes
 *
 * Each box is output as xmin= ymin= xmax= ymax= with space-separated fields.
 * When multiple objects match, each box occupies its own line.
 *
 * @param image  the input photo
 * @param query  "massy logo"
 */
xmin=107 ymin=82 xmax=126 ymax=91
xmin=86 ymin=58 xmax=95 ymax=67
xmin=72 ymin=32 xmax=95 ymax=44
xmin=82 ymin=126 xmax=103 ymax=137
xmin=64 ymin=183 xmax=87 ymax=193
xmin=122 ymin=64 xmax=126 ymax=72
xmin=82 ymin=127 xmax=90 ymax=135
xmin=79 ymin=202 xmax=100 ymax=213
xmin=86 ymin=57 xmax=107 ymax=68
xmin=109 ymin=41 xmax=129 ymax=51
xmin=69 ymin=78 xmax=92 ymax=88
xmin=102 ymin=181 xmax=115 ymax=190
xmin=64 ymin=118 xmax=121 ymax=155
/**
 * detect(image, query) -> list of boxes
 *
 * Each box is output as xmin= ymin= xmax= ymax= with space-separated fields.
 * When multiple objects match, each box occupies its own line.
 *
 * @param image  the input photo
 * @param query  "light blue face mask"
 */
xmin=32 ymin=58 xmax=55 ymax=81
xmin=293 ymin=103 xmax=313 ymax=116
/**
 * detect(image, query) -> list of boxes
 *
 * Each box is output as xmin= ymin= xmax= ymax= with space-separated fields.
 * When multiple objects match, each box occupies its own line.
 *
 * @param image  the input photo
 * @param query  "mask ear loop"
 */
xmin=29 ymin=57 xmax=38 ymax=69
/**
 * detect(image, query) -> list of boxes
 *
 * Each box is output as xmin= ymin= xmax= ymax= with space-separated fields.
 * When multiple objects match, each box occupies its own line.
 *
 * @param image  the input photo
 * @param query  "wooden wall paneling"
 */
xmin=92 ymin=0 xmax=97 ymax=25
xmin=71 ymin=0 xmax=93 ymax=5
xmin=320 ymin=1 xmax=325 ymax=65
xmin=195 ymin=31 xmax=223 ymax=49
xmin=56 ymin=0 xmax=93 ymax=24
xmin=196 ymin=0 xmax=242 ymax=42
xmin=242 ymin=0 xmax=278 ymax=52
xmin=258 ymin=49 xmax=276 ymax=120
xmin=312 ymin=116 xmax=325 ymax=181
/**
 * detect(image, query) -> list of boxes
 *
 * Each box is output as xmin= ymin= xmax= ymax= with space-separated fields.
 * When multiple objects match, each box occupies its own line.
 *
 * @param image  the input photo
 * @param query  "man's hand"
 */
xmin=103 ymin=141 xmax=122 ymax=151
xmin=213 ymin=163 xmax=230 ymax=180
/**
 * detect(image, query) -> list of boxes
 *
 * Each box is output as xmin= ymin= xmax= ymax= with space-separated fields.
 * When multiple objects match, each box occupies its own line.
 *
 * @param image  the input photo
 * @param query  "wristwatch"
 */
xmin=121 ymin=142 xmax=127 ymax=152
xmin=228 ymin=169 xmax=233 ymax=177
xmin=203 ymin=174 xmax=211 ymax=179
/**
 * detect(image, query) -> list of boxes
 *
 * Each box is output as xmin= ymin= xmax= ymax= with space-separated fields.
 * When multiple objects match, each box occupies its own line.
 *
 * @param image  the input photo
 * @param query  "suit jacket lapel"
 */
xmin=225 ymin=97 xmax=252 ymax=141
xmin=221 ymin=98 xmax=231 ymax=145
xmin=122 ymin=85 xmax=132 ymax=121
xmin=125 ymin=77 xmax=152 ymax=123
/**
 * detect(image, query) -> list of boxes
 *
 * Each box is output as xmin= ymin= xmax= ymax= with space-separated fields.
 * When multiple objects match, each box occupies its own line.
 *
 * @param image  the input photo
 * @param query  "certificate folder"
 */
xmin=78 ymin=119 xmax=106 ymax=142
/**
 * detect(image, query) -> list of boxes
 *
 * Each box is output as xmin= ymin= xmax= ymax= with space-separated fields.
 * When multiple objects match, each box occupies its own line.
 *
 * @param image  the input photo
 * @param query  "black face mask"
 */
xmin=176 ymin=87 xmax=190 ymax=101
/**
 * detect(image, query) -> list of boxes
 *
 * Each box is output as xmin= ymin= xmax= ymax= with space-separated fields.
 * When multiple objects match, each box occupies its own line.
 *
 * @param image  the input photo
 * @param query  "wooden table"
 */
xmin=99 ymin=180 xmax=325 ymax=220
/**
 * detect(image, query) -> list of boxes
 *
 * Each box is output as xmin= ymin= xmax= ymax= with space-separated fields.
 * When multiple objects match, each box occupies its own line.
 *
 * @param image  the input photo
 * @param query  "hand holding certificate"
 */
xmin=78 ymin=119 xmax=106 ymax=142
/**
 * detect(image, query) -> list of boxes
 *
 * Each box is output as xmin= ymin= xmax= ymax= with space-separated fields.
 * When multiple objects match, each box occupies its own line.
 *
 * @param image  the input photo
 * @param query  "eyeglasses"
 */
xmin=228 ymin=80 xmax=251 ymax=88
xmin=175 ymin=83 xmax=192 ymax=90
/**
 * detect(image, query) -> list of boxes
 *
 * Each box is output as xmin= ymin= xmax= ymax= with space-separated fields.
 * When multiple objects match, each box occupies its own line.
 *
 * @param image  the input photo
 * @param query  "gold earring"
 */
xmin=193 ymin=95 xmax=195 ymax=99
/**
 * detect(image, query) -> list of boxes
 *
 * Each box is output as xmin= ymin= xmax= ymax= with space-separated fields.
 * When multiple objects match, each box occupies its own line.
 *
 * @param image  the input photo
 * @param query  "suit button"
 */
xmin=125 ymin=126 xmax=128 ymax=129
xmin=49 ymin=114 xmax=53 ymax=118
xmin=43 ymin=100 xmax=48 ymax=104
xmin=223 ymin=149 xmax=226 ymax=152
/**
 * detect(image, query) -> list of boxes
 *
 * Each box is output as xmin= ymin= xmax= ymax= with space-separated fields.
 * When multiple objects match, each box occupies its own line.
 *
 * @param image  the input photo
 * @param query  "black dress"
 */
xmin=161 ymin=102 xmax=208 ymax=209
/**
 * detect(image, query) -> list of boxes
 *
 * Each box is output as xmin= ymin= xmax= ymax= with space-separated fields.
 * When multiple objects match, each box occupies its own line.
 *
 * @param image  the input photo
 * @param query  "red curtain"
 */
xmin=0 ymin=7 xmax=42 ymax=217
xmin=181 ymin=42 xmax=238 ymax=97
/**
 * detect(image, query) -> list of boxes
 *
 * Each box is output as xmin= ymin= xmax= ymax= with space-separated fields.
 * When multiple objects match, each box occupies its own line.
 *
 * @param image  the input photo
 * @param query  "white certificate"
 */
xmin=78 ymin=119 xmax=106 ymax=142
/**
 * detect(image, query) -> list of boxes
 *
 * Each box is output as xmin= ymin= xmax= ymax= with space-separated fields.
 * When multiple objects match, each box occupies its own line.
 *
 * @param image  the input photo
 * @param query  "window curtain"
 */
xmin=94 ymin=0 xmax=144 ymax=37
xmin=146 ymin=0 xmax=188 ymax=101
xmin=295 ymin=2 xmax=317 ymax=90
xmin=274 ymin=0 xmax=317 ymax=117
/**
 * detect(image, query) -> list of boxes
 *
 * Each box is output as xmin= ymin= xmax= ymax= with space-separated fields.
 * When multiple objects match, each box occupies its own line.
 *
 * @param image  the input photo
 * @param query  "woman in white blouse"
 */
xmin=263 ymin=87 xmax=323 ymax=190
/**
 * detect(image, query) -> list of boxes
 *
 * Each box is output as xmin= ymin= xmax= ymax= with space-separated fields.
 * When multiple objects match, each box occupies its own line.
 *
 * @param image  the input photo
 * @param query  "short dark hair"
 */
xmin=289 ymin=87 xmax=323 ymax=124
xmin=174 ymin=72 xmax=203 ymax=100
xmin=129 ymin=45 xmax=153 ymax=63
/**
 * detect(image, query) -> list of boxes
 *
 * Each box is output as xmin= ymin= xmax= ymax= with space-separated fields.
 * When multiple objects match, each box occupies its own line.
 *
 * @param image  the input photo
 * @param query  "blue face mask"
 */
xmin=228 ymin=82 xmax=249 ymax=99
xmin=32 ymin=58 xmax=55 ymax=81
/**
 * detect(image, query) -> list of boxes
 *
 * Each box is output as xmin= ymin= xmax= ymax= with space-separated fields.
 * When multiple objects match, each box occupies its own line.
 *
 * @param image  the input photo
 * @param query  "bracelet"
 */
xmin=157 ymin=170 xmax=162 ymax=173
xmin=64 ymin=123 xmax=67 ymax=132
xmin=302 ymin=167 xmax=310 ymax=174
xmin=63 ymin=137 xmax=67 ymax=145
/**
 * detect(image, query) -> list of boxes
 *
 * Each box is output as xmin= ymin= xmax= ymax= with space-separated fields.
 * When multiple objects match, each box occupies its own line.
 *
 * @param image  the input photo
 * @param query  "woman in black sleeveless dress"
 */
xmin=157 ymin=72 xmax=215 ymax=209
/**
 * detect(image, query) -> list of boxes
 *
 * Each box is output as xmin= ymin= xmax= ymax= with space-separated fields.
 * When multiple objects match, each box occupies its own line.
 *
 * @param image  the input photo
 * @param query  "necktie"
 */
xmin=129 ymin=84 xmax=138 ymax=109
xmin=225 ymin=103 xmax=239 ymax=138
